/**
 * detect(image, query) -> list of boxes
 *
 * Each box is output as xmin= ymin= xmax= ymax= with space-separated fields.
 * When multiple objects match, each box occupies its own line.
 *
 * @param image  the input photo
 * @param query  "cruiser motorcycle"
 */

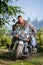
xmin=13 ymin=29 xmax=37 ymax=59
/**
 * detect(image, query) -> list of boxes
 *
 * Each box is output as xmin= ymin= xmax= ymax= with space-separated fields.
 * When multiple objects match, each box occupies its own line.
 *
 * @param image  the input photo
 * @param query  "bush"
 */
xmin=1 ymin=38 xmax=7 ymax=45
xmin=37 ymin=28 xmax=43 ymax=45
xmin=0 ymin=35 xmax=12 ymax=46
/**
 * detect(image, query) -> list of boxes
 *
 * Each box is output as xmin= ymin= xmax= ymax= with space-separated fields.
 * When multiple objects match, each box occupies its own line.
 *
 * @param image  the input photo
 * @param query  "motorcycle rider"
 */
xmin=10 ymin=15 xmax=37 ymax=54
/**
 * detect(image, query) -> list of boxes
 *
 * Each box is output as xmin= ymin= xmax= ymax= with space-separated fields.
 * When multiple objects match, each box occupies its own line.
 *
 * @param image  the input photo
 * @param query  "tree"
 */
xmin=0 ymin=0 xmax=24 ymax=27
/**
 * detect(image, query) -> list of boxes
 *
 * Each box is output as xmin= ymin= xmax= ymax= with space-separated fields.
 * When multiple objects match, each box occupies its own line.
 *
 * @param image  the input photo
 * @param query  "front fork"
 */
xmin=16 ymin=41 xmax=24 ymax=58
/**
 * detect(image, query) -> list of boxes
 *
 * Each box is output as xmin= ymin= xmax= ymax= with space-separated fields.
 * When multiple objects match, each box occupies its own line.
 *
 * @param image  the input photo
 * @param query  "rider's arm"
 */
xmin=28 ymin=21 xmax=37 ymax=33
xmin=19 ymin=36 xmax=30 ymax=42
xmin=14 ymin=34 xmax=19 ymax=38
xmin=12 ymin=23 xmax=19 ymax=38
xmin=12 ymin=30 xmax=19 ymax=38
xmin=13 ymin=30 xmax=30 ymax=42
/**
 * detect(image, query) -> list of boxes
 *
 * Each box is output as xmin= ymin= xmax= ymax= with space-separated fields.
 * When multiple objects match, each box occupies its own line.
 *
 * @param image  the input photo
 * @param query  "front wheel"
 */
xmin=16 ymin=44 xmax=23 ymax=59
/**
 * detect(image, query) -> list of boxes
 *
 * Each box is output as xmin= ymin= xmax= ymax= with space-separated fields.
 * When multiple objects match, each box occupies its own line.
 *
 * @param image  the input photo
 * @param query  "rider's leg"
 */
xmin=31 ymin=35 xmax=36 ymax=47
xmin=31 ymin=35 xmax=37 ymax=53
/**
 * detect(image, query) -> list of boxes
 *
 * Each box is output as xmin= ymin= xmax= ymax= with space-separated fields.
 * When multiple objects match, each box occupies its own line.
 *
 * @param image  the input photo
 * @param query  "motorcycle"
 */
xmin=13 ymin=29 xmax=37 ymax=59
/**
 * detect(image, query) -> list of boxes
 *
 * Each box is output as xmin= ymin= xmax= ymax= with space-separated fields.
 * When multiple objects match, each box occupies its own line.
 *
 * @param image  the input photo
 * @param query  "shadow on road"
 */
xmin=0 ymin=51 xmax=17 ymax=61
xmin=0 ymin=45 xmax=43 ymax=61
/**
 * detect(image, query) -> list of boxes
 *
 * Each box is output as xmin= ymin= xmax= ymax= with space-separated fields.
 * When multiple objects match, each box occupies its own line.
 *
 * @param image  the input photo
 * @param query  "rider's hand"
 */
xmin=15 ymin=34 xmax=19 ymax=38
xmin=25 ymin=38 xmax=30 ymax=42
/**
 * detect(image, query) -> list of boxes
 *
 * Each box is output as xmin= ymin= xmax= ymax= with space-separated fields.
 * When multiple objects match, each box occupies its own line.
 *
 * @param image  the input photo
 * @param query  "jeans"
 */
xmin=31 ymin=35 xmax=36 ymax=47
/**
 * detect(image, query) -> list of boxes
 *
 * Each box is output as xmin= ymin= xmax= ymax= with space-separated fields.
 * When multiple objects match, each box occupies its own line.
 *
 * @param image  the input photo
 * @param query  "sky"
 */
xmin=9 ymin=0 xmax=43 ymax=21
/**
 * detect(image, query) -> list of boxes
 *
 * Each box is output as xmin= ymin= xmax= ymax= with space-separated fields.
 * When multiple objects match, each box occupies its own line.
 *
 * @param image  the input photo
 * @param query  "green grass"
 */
xmin=0 ymin=44 xmax=6 ymax=50
xmin=0 ymin=58 xmax=43 ymax=65
xmin=9 ymin=60 xmax=43 ymax=65
xmin=0 ymin=45 xmax=43 ymax=65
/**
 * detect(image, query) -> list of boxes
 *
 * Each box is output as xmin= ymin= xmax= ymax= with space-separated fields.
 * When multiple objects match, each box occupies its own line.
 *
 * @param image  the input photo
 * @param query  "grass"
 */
xmin=9 ymin=59 xmax=43 ymax=65
xmin=0 ymin=57 xmax=43 ymax=65
xmin=0 ymin=45 xmax=43 ymax=65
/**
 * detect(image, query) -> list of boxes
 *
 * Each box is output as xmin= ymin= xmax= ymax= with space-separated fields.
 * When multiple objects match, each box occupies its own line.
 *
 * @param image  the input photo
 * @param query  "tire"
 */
xmin=16 ymin=44 xmax=23 ymax=59
xmin=16 ymin=45 xmax=20 ymax=59
xmin=27 ymin=45 xmax=32 ymax=54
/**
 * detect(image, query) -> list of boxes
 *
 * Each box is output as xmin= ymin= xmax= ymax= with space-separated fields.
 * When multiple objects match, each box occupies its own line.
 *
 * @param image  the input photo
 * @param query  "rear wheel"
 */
xmin=27 ymin=45 xmax=32 ymax=55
